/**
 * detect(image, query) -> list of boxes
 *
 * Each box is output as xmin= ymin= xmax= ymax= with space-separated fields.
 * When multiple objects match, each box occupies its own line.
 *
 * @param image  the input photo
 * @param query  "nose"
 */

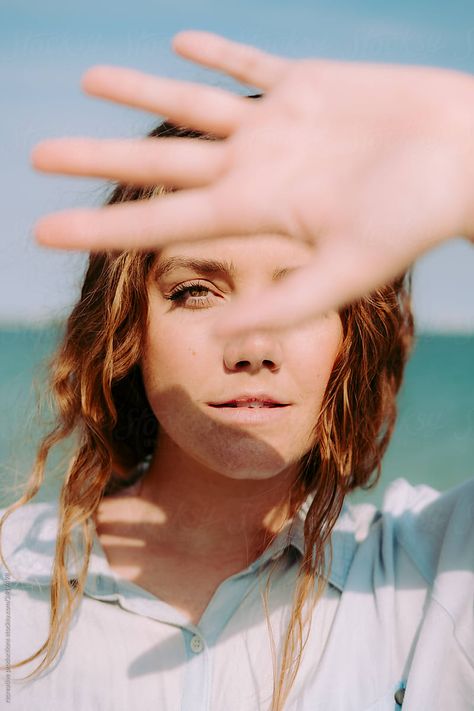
xmin=223 ymin=333 xmax=283 ymax=374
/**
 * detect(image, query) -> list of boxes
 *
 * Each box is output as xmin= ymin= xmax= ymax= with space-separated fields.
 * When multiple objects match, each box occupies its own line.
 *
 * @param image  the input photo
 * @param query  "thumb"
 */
xmin=211 ymin=241 xmax=408 ymax=336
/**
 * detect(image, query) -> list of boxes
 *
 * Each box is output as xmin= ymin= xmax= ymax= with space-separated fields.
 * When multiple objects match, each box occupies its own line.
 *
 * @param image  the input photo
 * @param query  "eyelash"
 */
xmin=166 ymin=281 xmax=217 ymax=310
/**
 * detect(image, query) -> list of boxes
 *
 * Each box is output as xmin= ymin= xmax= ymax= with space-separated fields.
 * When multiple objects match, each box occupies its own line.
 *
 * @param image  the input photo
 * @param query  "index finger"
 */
xmin=212 ymin=241 xmax=411 ymax=335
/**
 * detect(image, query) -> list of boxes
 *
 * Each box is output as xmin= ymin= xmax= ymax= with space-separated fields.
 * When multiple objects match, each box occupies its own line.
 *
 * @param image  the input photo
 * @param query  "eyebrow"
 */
xmin=154 ymin=256 xmax=296 ymax=281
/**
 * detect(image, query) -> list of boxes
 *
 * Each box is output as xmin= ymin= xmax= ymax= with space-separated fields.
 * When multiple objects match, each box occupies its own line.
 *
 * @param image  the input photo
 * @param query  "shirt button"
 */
xmin=394 ymin=687 xmax=405 ymax=705
xmin=190 ymin=634 xmax=204 ymax=654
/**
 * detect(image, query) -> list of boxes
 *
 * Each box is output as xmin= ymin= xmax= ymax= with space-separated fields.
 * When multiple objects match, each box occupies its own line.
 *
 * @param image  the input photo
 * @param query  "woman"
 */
xmin=1 ymin=31 xmax=473 ymax=711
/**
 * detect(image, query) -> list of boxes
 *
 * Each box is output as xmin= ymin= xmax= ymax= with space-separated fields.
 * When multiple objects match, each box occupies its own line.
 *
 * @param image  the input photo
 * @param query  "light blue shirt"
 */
xmin=0 ymin=476 xmax=473 ymax=710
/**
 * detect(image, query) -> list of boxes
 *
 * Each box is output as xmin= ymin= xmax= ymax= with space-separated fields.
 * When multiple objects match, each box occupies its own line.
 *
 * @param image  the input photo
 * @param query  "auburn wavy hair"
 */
xmin=0 ymin=99 xmax=415 ymax=711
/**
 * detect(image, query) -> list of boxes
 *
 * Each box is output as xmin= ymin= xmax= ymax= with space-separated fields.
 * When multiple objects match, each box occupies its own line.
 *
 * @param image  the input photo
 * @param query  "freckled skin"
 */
xmin=140 ymin=234 xmax=343 ymax=483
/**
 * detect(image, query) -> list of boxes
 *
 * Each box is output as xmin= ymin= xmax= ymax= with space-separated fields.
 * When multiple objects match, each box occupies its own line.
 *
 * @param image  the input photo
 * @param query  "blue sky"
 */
xmin=1 ymin=0 xmax=474 ymax=331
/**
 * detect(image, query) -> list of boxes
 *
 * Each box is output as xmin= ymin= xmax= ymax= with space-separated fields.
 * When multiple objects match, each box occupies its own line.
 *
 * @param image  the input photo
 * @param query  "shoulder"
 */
xmin=346 ymin=477 xmax=474 ymax=584
xmin=343 ymin=477 xmax=474 ymax=666
xmin=381 ymin=476 xmax=473 ymax=585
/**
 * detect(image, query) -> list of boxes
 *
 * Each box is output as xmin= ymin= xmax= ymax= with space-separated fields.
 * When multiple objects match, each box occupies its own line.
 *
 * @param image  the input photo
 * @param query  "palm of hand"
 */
xmin=31 ymin=31 xmax=472 ymax=333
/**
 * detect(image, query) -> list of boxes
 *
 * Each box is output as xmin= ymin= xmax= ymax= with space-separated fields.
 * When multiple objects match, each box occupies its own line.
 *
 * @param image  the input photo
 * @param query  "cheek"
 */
xmin=142 ymin=321 xmax=207 ymax=392
xmin=294 ymin=314 xmax=343 ymax=402
xmin=284 ymin=314 xmax=343 ymax=451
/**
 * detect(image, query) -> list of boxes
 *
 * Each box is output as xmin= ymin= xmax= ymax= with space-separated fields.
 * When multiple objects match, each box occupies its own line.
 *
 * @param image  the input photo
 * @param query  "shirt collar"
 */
xmin=1 ymin=493 xmax=358 ymax=595
xmin=250 ymin=491 xmax=358 ymax=593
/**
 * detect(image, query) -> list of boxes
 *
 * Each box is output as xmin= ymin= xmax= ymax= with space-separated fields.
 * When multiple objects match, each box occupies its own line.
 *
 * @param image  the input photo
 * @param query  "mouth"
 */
xmin=209 ymin=402 xmax=287 ymax=409
xmin=208 ymin=394 xmax=291 ymax=408
xmin=207 ymin=394 xmax=291 ymax=425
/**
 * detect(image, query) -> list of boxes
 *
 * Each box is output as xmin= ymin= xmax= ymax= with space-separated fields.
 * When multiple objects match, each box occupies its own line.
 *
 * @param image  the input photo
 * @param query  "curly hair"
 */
xmin=0 ymin=100 xmax=414 ymax=711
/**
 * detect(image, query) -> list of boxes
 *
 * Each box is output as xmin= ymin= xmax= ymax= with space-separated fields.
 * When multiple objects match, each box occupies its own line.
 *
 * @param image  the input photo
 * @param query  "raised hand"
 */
xmin=31 ymin=30 xmax=474 ymax=335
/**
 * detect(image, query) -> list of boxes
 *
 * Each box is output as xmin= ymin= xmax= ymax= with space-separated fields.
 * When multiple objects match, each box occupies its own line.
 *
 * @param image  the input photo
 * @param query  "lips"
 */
xmin=216 ymin=402 xmax=285 ymax=408
xmin=208 ymin=394 xmax=290 ymax=408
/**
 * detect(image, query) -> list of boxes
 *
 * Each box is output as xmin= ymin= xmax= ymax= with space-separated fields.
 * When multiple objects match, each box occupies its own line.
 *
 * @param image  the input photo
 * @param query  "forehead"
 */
xmin=154 ymin=234 xmax=314 ymax=278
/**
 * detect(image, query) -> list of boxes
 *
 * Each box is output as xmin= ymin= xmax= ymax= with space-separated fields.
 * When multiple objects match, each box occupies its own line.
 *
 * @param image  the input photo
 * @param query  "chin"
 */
xmin=196 ymin=444 xmax=297 ymax=481
xmin=215 ymin=466 xmax=289 ymax=481
xmin=155 ymin=406 xmax=303 ymax=480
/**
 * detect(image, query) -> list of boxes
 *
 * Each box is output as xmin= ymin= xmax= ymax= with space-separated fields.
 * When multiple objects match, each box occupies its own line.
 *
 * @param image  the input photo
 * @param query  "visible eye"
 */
xmin=165 ymin=281 xmax=219 ymax=310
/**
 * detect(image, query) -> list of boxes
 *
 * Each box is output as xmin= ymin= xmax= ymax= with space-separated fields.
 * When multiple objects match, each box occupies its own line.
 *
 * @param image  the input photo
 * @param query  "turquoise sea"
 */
xmin=0 ymin=326 xmax=472 ymax=510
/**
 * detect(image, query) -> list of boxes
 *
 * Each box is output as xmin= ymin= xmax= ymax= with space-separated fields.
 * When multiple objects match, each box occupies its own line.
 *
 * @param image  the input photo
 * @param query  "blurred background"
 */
xmin=1 ymin=0 xmax=473 ymax=509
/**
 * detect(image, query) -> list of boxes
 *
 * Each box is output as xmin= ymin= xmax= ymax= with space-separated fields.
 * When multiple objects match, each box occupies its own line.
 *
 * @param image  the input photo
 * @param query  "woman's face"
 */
xmin=141 ymin=234 xmax=343 ymax=481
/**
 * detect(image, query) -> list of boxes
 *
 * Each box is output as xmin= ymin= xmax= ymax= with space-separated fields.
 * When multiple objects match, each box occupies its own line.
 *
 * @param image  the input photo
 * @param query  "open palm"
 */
xmin=31 ymin=30 xmax=474 ymax=334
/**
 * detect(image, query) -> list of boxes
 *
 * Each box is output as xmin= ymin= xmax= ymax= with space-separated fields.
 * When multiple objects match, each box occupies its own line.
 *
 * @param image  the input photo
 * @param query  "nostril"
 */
xmin=233 ymin=360 xmax=277 ymax=373
xmin=236 ymin=361 xmax=250 ymax=367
